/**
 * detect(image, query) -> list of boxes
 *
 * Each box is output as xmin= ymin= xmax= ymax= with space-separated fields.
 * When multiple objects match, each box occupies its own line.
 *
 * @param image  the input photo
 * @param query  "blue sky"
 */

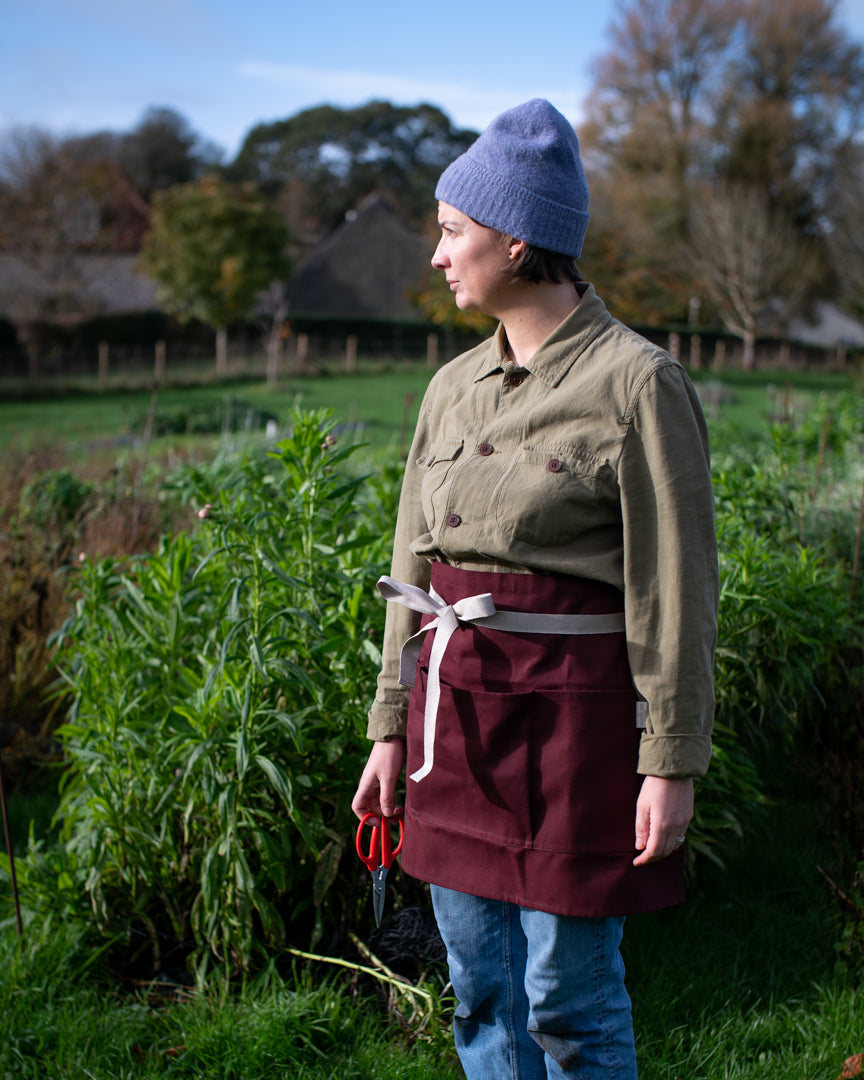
xmin=3 ymin=0 xmax=864 ymax=162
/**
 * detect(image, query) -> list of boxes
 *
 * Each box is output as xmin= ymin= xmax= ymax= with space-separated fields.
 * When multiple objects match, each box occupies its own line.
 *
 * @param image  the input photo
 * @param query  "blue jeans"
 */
xmin=431 ymin=885 xmax=638 ymax=1080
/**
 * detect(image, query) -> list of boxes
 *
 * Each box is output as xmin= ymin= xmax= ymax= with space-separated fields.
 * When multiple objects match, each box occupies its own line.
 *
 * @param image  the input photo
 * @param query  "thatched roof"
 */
xmin=787 ymin=300 xmax=864 ymax=349
xmin=0 ymin=253 xmax=158 ymax=323
xmin=286 ymin=194 xmax=433 ymax=321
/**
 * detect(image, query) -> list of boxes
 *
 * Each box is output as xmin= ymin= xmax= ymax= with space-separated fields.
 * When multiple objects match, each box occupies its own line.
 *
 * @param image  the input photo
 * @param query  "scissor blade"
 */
xmin=372 ymin=865 xmax=389 ymax=927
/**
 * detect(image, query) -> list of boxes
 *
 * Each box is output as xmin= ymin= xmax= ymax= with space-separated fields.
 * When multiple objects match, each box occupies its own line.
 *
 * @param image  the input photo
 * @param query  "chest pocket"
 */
xmin=418 ymin=438 xmax=464 ymax=530
xmin=495 ymin=445 xmax=606 ymax=546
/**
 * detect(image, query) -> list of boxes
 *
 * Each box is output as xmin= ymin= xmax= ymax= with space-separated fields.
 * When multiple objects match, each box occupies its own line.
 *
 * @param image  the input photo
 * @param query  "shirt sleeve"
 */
xmin=618 ymin=362 xmax=718 ymax=778
xmin=365 ymin=395 xmax=435 ymax=741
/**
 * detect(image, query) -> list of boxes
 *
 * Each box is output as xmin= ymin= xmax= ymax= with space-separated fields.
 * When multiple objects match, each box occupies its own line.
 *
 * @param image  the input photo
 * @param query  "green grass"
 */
xmin=625 ymin=794 xmax=862 ymax=1077
xmin=0 ymin=925 xmax=463 ymax=1079
xmin=1 ymin=364 xmax=857 ymax=460
xmin=2 ymin=362 xmax=861 ymax=1077
xmin=0 ymin=369 xmax=434 ymax=459
xmin=1 ymin=781 xmax=860 ymax=1079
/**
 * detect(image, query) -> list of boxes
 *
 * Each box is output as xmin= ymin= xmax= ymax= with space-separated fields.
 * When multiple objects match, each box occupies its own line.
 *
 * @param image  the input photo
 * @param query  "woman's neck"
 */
xmin=500 ymin=281 xmax=581 ymax=366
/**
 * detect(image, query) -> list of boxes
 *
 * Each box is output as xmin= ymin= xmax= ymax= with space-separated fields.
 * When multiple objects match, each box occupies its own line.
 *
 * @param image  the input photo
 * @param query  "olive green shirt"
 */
xmin=367 ymin=284 xmax=718 ymax=778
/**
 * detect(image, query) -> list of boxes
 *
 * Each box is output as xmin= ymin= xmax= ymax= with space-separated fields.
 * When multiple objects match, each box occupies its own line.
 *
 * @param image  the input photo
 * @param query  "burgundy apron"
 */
xmin=399 ymin=562 xmax=684 ymax=917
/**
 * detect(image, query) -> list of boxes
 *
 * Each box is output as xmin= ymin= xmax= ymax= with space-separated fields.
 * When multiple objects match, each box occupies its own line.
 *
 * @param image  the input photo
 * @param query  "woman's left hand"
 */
xmin=633 ymin=776 xmax=694 ymax=866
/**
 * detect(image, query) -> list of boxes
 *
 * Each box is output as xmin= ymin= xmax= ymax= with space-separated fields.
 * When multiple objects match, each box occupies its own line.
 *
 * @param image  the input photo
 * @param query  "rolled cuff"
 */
xmin=366 ymin=703 xmax=408 ymax=742
xmin=637 ymin=733 xmax=712 ymax=778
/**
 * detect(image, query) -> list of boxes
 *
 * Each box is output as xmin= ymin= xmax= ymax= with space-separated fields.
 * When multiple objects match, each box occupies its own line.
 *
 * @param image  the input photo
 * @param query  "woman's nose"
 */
xmin=431 ymin=241 xmax=448 ymax=269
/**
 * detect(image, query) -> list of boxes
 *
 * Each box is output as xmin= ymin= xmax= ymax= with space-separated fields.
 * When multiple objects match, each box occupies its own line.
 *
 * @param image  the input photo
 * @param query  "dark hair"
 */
xmin=504 ymin=241 xmax=583 ymax=285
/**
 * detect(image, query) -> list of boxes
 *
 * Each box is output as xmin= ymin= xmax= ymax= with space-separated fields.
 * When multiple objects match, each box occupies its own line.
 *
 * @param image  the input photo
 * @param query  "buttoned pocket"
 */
xmin=495 ymin=445 xmax=606 ymax=545
xmin=419 ymin=438 xmax=463 ymax=530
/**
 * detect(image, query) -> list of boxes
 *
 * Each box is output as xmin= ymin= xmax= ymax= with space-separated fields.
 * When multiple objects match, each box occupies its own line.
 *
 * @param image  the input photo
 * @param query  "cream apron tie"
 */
xmin=377 ymin=575 xmax=627 ymax=783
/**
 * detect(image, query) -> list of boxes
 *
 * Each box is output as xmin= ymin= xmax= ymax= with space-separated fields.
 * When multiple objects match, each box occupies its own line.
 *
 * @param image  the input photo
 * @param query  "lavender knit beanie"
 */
xmin=435 ymin=99 xmax=590 ymax=258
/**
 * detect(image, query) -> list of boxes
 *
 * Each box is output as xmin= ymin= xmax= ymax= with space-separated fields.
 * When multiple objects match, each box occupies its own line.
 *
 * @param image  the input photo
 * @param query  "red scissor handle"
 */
xmin=356 ymin=812 xmax=403 ymax=871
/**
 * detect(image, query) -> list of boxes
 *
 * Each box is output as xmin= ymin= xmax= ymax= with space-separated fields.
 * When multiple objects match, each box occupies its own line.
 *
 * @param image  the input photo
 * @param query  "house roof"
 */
xmin=0 ymin=253 xmax=158 ymax=322
xmin=286 ymin=194 xmax=433 ymax=322
xmin=787 ymin=300 xmax=864 ymax=349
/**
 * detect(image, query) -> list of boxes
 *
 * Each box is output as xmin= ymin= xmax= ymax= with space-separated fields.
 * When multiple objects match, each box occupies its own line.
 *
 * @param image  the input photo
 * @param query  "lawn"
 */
xmin=3 ymin=775 xmax=860 ymax=1079
xmin=0 ymin=362 xmax=857 ymax=459
xmin=1 ymin=360 xmax=862 ymax=1079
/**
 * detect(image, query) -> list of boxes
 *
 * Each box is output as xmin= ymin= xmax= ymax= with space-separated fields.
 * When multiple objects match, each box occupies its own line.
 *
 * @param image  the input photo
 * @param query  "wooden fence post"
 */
xmin=426 ymin=332 xmax=438 ymax=370
xmin=689 ymin=334 xmax=702 ymax=371
xmin=27 ymin=341 xmax=38 ymax=384
xmin=216 ymin=328 xmax=228 ymax=377
xmin=155 ymin=340 xmax=166 ymax=386
xmin=346 ymin=334 xmax=358 ymax=374
xmin=668 ymin=332 xmax=680 ymax=363
xmin=266 ymin=332 xmax=282 ymax=386
xmin=296 ymin=333 xmax=309 ymax=375
xmin=98 ymin=342 xmax=109 ymax=387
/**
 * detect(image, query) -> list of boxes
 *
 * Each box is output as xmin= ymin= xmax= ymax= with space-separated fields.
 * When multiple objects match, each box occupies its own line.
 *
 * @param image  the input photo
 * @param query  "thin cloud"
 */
xmin=236 ymin=61 xmax=589 ymax=132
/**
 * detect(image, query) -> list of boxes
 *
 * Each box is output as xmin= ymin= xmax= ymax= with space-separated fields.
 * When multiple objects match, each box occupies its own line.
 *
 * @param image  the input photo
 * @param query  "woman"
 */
xmin=352 ymin=99 xmax=718 ymax=1080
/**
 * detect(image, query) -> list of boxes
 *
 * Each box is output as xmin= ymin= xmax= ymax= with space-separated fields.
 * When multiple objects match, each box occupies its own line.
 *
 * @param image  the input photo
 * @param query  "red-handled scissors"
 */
xmin=355 ymin=812 xmax=403 ymax=927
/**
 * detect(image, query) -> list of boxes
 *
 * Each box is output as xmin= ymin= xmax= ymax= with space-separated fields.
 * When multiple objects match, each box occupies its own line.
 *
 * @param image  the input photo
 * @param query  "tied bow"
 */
xmin=377 ymin=575 xmax=497 ymax=782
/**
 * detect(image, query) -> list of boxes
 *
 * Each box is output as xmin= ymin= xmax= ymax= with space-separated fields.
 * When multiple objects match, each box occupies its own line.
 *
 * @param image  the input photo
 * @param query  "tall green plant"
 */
xmin=48 ymin=411 xmax=393 ymax=976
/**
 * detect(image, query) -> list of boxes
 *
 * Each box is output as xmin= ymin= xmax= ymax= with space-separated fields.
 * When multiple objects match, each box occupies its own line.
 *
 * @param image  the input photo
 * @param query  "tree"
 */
xmin=715 ymin=0 xmax=864 ymax=226
xmin=581 ymin=0 xmax=739 ymax=321
xmin=0 ymin=127 xmax=127 ymax=372
xmin=824 ymin=143 xmax=864 ymax=318
xmin=229 ymin=101 xmax=477 ymax=240
xmin=118 ymin=107 xmax=224 ymax=201
xmin=687 ymin=183 xmax=820 ymax=368
xmin=585 ymin=0 xmax=737 ymax=211
xmin=581 ymin=0 xmax=863 ymax=326
xmin=139 ymin=175 xmax=290 ymax=372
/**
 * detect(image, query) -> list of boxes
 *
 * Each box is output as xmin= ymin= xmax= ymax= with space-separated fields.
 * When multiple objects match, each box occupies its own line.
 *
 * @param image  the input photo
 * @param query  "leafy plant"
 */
xmin=19 ymin=468 xmax=94 ymax=532
xmin=11 ymin=386 xmax=864 ymax=981
xmin=48 ymin=410 xmax=394 ymax=976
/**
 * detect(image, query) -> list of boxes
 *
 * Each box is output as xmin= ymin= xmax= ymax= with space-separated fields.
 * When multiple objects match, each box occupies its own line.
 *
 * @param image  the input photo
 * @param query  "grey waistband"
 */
xmin=377 ymin=576 xmax=627 ymax=783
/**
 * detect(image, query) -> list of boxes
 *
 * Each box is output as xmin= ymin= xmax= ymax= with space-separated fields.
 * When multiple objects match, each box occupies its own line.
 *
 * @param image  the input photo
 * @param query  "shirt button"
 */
xmin=507 ymin=373 xmax=525 ymax=387
xmin=478 ymin=443 xmax=494 ymax=456
xmin=547 ymin=459 xmax=563 ymax=473
xmin=445 ymin=513 xmax=462 ymax=527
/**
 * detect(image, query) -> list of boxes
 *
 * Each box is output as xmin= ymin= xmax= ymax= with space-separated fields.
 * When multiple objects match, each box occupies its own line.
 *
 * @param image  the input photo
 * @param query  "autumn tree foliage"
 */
xmin=580 ymin=0 xmax=864 ymax=341
xmin=825 ymin=142 xmax=864 ymax=319
xmin=139 ymin=176 xmax=289 ymax=369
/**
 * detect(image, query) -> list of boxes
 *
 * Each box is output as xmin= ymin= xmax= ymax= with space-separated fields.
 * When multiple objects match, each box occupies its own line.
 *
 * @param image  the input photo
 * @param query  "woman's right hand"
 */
xmin=351 ymin=739 xmax=405 ymax=821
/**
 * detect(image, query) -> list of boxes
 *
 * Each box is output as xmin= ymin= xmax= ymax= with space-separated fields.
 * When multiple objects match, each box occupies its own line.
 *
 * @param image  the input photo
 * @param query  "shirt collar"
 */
xmin=472 ymin=284 xmax=613 ymax=388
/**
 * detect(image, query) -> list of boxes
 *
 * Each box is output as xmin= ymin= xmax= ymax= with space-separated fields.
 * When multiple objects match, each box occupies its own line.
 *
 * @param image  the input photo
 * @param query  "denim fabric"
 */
xmin=367 ymin=284 xmax=717 ymax=780
xmin=431 ymin=885 xmax=638 ymax=1080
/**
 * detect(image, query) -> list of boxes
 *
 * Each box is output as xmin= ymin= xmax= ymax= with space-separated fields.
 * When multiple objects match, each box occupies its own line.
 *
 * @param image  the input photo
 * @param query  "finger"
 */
xmin=351 ymin=781 xmax=382 ymax=820
xmin=634 ymin=804 xmax=650 ymax=852
xmin=634 ymin=831 xmax=685 ymax=866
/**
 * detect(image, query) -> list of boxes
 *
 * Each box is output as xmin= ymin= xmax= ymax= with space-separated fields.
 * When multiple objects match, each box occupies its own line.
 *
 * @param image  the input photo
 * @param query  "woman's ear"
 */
xmin=507 ymin=238 xmax=527 ymax=261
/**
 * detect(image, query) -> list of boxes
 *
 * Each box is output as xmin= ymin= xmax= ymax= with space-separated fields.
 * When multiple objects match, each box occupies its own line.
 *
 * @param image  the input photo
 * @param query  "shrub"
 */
xmin=708 ymin=398 xmax=864 ymax=970
xmin=46 ymin=410 xmax=394 ymax=978
xmin=6 ymin=393 xmax=863 ymax=980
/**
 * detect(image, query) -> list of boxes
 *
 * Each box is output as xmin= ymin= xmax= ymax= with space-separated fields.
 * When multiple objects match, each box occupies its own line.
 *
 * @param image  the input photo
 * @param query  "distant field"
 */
xmin=0 ymin=364 xmax=857 ymax=462
xmin=0 ymin=369 xmax=434 ymax=460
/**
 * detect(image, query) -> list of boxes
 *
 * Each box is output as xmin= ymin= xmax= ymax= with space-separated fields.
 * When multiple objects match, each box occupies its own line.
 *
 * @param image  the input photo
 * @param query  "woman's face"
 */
xmin=431 ymin=202 xmax=515 ymax=316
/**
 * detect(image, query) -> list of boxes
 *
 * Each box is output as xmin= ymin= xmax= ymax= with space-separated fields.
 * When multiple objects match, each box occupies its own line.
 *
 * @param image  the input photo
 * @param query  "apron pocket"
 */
xmin=528 ymin=688 xmax=642 ymax=855
xmin=407 ymin=674 xmax=641 ymax=855
xmin=407 ymin=672 xmax=533 ymax=847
